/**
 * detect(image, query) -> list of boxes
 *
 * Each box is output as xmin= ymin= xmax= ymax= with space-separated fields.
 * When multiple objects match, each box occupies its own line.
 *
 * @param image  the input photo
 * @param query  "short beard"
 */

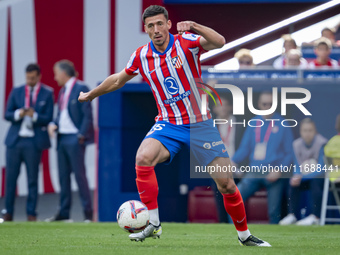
xmin=153 ymin=33 xmax=168 ymax=47
xmin=153 ymin=39 xmax=165 ymax=46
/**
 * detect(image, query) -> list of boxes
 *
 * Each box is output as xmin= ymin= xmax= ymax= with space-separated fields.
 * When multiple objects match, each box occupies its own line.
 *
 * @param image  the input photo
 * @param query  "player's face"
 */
xmin=144 ymin=14 xmax=172 ymax=47
xmin=300 ymin=123 xmax=316 ymax=145
xmin=25 ymin=71 xmax=41 ymax=87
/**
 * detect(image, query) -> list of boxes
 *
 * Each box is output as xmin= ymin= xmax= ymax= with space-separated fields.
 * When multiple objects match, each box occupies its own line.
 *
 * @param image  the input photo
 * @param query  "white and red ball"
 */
xmin=116 ymin=200 xmax=150 ymax=233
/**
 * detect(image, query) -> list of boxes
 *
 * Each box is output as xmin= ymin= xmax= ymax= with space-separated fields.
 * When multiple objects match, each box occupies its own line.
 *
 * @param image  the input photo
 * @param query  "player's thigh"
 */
xmin=136 ymin=138 xmax=170 ymax=166
xmin=209 ymin=157 xmax=236 ymax=194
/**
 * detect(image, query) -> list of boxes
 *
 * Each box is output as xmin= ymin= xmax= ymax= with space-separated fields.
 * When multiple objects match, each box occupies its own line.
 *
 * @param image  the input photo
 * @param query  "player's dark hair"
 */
xmin=54 ymin=59 xmax=77 ymax=77
xmin=142 ymin=5 xmax=168 ymax=24
xmin=26 ymin=63 xmax=41 ymax=75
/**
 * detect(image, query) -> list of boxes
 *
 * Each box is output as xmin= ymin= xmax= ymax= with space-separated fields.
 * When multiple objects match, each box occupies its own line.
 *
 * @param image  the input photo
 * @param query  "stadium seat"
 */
xmin=320 ymin=157 xmax=340 ymax=225
xmin=188 ymin=186 xmax=219 ymax=223
xmin=244 ymin=189 xmax=269 ymax=224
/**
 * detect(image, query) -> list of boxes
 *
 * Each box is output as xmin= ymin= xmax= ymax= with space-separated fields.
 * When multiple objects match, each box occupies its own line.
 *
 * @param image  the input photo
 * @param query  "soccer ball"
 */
xmin=116 ymin=200 xmax=150 ymax=233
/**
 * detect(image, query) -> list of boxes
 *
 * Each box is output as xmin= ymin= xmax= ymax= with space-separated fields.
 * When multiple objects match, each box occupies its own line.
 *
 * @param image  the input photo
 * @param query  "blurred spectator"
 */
xmin=232 ymin=92 xmax=294 ymax=224
xmin=212 ymin=95 xmax=246 ymax=223
xmin=273 ymin=34 xmax=297 ymax=69
xmin=303 ymin=27 xmax=337 ymax=46
xmin=234 ymin=48 xmax=254 ymax=68
xmin=308 ymin=37 xmax=339 ymax=69
xmin=285 ymin=49 xmax=308 ymax=68
xmin=321 ymin=27 xmax=336 ymax=45
xmin=334 ymin=22 xmax=340 ymax=42
xmin=46 ymin=60 xmax=94 ymax=222
xmin=279 ymin=118 xmax=327 ymax=226
xmin=213 ymin=96 xmax=244 ymax=158
xmin=324 ymin=114 xmax=340 ymax=182
xmin=2 ymin=63 xmax=54 ymax=222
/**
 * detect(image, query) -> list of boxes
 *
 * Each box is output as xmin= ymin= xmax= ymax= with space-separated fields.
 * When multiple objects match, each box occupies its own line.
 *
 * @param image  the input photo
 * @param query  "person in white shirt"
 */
xmin=308 ymin=37 xmax=339 ymax=69
xmin=273 ymin=34 xmax=297 ymax=69
xmin=285 ymin=49 xmax=308 ymax=69
xmin=46 ymin=60 xmax=94 ymax=222
xmin=3 ymin=63 xmax=54 ymax=222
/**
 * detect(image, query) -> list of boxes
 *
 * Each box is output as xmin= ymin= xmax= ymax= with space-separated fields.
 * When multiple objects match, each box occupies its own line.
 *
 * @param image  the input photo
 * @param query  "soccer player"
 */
xmin=78 ymin=5 xmax=270 ymax=247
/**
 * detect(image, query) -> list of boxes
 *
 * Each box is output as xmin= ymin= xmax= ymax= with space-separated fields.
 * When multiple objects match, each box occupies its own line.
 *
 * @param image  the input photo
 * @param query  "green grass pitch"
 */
xmin=0 ymin=222 xmax=340 ymax=255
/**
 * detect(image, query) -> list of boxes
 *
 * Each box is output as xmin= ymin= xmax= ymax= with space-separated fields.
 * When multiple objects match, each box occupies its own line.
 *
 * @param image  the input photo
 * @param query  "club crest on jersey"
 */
xmin=171 ymin=56 xmax=183 ymax=69
xmin=164 ymin=76 xmax=180 ymax=95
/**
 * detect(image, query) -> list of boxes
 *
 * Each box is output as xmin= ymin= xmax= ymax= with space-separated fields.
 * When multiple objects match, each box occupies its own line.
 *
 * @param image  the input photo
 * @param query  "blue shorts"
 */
xmin=145 ymin=119 xmax=229 ymax=166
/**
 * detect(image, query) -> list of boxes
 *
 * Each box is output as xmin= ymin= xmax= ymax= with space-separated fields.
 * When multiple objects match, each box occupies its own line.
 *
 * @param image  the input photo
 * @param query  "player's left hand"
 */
xmin=266 ymin=171 xmax=281 ymax=183
xmin=177 ymin=21 xmax=195 ymax=35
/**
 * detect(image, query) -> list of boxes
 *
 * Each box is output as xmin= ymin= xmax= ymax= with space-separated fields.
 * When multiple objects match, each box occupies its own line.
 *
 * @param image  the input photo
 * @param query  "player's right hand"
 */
xmin=78 ymin=91 xmax=91 ymax=103
xmin=177 ymin=21 xmax=194 ymax=35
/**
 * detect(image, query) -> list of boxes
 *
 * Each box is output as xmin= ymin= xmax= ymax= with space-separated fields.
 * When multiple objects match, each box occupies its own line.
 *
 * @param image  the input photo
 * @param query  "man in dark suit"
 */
xmin=47 ymin=60 xmax=94 ymax=222
xmin=2 ymin=63 xmax=54 ymax=221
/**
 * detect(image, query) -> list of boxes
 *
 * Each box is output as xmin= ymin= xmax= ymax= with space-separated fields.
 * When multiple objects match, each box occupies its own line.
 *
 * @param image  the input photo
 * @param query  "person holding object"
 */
xmin=2 ymin=63 xmax=54 ymax=221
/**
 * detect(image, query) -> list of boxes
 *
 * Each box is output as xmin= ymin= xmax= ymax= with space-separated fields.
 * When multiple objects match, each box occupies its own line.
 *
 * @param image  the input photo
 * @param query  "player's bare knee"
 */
xmin=218 ymin=179 xmax=236 ymax=194
xmin=135 ymin=152 xmax=155 ymax=166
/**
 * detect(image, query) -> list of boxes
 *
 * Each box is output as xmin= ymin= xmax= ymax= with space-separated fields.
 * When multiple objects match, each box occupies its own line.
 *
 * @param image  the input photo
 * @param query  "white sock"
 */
xmin=237 ymin=229 xmax=251 ymax=241
xmin=149 ymin=208 xmax=160 ymax=226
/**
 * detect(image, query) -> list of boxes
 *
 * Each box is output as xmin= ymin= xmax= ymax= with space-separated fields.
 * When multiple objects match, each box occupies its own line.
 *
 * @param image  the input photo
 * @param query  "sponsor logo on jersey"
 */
xmin=212 ymin=140 xmax=224 ymax=147
xmin=164 ymin=76 xmax=180 ymax=95
xmin=163 ymin=91 xmax=191 ymax=105
xmin=171 ymin=55 xmax=183 ymax=69
xmin=203 ymin=141 xmax=223 ymax=150
xmin=203 ymin=143 xmax=211 ymax=149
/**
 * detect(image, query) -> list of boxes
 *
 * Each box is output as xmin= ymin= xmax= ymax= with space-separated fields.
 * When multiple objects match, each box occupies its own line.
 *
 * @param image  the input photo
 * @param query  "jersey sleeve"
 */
xmin=125 ymin=50 xmax=140 ymax=76
xmin=181 ymin=32 xmax=206 ymax=53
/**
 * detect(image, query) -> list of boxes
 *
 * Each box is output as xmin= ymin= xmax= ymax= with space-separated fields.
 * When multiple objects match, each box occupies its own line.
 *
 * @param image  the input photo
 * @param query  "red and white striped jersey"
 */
xmin=125 ymin=32 xmax=211 ymax=125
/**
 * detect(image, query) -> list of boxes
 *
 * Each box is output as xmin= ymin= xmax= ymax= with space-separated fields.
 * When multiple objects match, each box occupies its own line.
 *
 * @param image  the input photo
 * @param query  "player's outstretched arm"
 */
xmin=177 ymin=21 xmax=225 ymax=51
xmin=78 ymin=69 xmax=134 ymax=102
